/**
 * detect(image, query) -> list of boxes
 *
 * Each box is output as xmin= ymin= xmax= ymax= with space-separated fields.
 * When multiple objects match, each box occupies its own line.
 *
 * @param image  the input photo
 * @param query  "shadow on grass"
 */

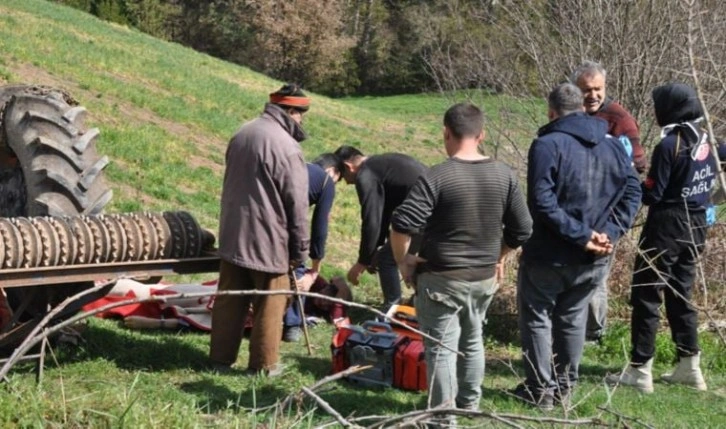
xmin=64 ymin=320 xmax=213 ymax=371
xmin=179 ymin=378 xmax=289 ymax=411
xmin=176 ymin=353 xmax=424 ymax=415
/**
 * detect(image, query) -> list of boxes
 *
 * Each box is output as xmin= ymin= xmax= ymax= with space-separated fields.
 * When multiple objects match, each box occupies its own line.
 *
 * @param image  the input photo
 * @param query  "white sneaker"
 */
xmin=662 ymin=353 xmax=707 ymax=391
xmin=606 ymin=359 xmax=654 ymax=393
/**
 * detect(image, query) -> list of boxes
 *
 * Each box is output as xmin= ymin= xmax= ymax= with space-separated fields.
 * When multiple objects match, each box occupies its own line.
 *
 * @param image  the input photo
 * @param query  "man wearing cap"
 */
xmin=209 ymin=83 xmax=311 ymax=376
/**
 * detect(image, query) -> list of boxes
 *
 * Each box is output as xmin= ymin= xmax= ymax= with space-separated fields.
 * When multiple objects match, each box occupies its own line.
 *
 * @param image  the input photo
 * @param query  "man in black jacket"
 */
xmin=607 ymin=83 xmax=726 ymax=393
xmin=334 ymin=145 xmax=426 ymax=310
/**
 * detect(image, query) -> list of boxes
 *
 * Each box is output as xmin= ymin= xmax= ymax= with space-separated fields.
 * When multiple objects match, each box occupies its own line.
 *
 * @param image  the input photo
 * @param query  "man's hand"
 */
xmin=347 ymin=262 xmax=368 ymax=285
xmin=495 ymin=262 xmax=505 ymax=284
xmin=398 ymin=254 xmax=426 ymax=289
xmin=585 ymin=231 xmax=613 ymax=256
xmin=294 ymin=271 xmax=317 ymax=292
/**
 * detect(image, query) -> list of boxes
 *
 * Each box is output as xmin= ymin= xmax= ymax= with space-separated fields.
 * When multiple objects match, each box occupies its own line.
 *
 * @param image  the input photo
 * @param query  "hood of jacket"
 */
xmin=652 ymin=83 xmax=703 ymax=127
xmin=262 ymin=102 xmax=307 ymax=142
xmin=537 ymin=112 xmax=608 ymax=146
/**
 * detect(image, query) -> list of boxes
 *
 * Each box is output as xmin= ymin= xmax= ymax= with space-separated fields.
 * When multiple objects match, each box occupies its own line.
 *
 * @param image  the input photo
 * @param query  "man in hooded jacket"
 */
xmin=513 ymin=83 xmax=641 ymax=409
xmin=606 ymin=83 xmax=726 ymax=393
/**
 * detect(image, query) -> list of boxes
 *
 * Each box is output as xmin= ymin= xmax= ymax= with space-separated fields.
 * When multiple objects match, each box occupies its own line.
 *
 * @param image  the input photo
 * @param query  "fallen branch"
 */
xmin=598 ymin=406 xmax=656 ymax=429
xmin=278 ymin=364 xmax=373 ymax=411
xmin=355 ymin=406 xmax=606 ymax=428
xmin=301 ymin=386 xmax=356 ymax=428
xmin=0 ymin=279 xmax=116 ymax=380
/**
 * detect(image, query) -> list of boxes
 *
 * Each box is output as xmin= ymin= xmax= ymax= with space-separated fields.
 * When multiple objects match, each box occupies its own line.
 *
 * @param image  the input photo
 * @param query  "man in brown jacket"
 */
xmin=209 ymin=84 xmax=311 ymax=376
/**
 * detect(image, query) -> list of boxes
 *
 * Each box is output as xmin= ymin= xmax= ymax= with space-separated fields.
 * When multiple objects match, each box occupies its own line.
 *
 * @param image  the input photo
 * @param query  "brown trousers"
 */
xmin=209 ymin=259 xmax=290 ymax=370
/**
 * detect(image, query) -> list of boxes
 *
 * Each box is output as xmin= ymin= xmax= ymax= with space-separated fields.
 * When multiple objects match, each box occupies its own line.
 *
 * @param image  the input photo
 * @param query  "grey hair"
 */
xmin=570 ymin=60 xmax=607 ymax=84
xmin=548 ymin=83 xmax=584 ymax=117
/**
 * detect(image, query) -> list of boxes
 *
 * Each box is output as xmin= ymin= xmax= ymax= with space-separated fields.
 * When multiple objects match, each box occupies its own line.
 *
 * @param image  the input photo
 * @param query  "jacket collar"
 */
xmin=262 ymin=103 xmax=308 ymax=142
xmin=537 ymin=112 xmax=608 ymax=146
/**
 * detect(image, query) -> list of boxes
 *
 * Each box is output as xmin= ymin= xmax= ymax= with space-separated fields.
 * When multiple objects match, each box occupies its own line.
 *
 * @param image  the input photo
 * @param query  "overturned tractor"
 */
xmin=0 ymin=85 xmax=218 ymax=349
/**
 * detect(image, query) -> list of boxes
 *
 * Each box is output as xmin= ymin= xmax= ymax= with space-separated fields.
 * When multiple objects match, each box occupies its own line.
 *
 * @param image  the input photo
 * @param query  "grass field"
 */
xmin=2 ymin=317 xmax=724 ymax=427
xmin=0 ymin=0 xmax=725 ymax=427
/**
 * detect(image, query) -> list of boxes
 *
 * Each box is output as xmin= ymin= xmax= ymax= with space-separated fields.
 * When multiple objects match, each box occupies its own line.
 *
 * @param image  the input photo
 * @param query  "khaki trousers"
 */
xmin=209 ymin=259 xmax=290 ymax=370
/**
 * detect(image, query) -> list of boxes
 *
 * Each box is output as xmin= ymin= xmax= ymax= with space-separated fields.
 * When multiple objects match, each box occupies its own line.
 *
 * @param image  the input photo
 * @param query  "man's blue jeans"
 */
xmin=517 ymin=260 xmax=606 ymax=394
xmin=415 ymin=272 xmax=499 ymax=415
xmin=283 ymin=266 xmax=307 ymax=328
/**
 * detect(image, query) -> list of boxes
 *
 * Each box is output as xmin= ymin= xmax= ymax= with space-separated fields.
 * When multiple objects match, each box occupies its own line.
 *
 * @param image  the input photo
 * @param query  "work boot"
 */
xmin=605 ymin=359 xmax=653 ymax=393
xmin=661 ymin=353 xmax=707 ymax=391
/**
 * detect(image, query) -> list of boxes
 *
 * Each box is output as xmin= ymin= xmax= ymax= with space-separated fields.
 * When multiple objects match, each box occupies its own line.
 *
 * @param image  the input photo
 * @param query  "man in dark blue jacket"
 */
xmin=282 ymin=153 xmax=341 ymax=342
xmin=607 ymin=83 xmax=726 ymax=393
xmin=513 ymin=83 xmax=641 ymax=409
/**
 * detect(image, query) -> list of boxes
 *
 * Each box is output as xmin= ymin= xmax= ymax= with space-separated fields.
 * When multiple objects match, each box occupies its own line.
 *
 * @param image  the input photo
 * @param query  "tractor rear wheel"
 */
xmin=0 ymin=85 xmax=112 ymax=217
xmin=0 ymin=85 xmax=112 ymax=328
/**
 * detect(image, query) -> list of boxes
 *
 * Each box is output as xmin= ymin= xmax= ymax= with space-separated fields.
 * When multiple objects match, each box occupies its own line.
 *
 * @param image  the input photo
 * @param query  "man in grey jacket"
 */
xmin=210 ymin=84 xmax=311 ymax=376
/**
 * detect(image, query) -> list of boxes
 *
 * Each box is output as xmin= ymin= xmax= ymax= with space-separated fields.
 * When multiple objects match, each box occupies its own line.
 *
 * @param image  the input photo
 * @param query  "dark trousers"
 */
xmin=630 ymin=206 xmax=706 ymax=364
xmin=283 ymin=298 xmax=304 ymax=327
xmin=517 ymin=260 xmax=605 ymax=393
xmin=209 ymin=260 xmax=290 ymax=370
xmin=375 ymin=242 xmax=401 ymax=311
xmin=283 ymin=266 xmax=307 ymax=328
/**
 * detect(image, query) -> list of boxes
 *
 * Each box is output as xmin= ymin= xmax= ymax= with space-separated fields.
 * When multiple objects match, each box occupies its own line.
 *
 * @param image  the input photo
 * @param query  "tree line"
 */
xmin=55 ymin=0 xmax=726 ymax=143
xmin=54 ymin=0 xmax=438 ymax=96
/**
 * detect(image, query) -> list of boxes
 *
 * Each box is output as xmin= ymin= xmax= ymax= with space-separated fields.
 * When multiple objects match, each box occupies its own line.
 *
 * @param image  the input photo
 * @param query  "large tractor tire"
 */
xmin=0 ymin=85 xmax=113 ymax=328
xmin=0 ymin=85 xmax=112 ymax=217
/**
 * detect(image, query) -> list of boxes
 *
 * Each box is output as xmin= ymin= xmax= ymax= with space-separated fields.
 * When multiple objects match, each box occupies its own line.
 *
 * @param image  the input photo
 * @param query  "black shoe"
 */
xmin=282 ymin=326 xmax=303 ymax=342
xmin=585 ymin=333 xmax=603 ymax=345
xmin=510 ymin=383 xmax=554 ymax=411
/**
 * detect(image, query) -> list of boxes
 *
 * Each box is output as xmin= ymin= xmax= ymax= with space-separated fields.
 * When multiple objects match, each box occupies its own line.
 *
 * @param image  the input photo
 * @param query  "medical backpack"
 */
xmin=330 ymin=305 xmax=428 ymax=391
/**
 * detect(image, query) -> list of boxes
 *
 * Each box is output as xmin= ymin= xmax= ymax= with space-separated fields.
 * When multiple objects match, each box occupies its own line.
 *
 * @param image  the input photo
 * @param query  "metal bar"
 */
xmin=0 ymin=256 xmax=220 ymax=288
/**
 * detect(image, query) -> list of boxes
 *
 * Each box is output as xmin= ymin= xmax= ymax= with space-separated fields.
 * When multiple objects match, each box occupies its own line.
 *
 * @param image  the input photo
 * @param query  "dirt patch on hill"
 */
xmin=7 ymin=62 xmax=224 ymax=175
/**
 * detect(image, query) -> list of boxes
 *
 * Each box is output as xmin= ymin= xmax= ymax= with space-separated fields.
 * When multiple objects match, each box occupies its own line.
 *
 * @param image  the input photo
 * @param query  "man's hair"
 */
xmin=334 ymin=145 xmax=364 ymax=162
xmin=443 ymin=103 xmax=484 ymax=139
xmin=312 ymin=153 xmax=342 ymax=175
xmin=570 ymin=60 xmax=607 ymax=84
xmin=548 ymin=83 xmax=584 ymax=117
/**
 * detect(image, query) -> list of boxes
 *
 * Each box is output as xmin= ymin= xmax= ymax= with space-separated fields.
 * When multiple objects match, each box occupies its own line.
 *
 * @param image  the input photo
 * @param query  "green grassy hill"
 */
xmin=1 ymin=2 xmax=724 ymax=428
xmin=0 ymin=0 xmax=534 ymax=284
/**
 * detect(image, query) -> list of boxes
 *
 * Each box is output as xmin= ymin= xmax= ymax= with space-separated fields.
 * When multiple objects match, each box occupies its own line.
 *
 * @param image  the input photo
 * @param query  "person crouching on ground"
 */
xmin=283 ymin=153 xmax=342 ymax=342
